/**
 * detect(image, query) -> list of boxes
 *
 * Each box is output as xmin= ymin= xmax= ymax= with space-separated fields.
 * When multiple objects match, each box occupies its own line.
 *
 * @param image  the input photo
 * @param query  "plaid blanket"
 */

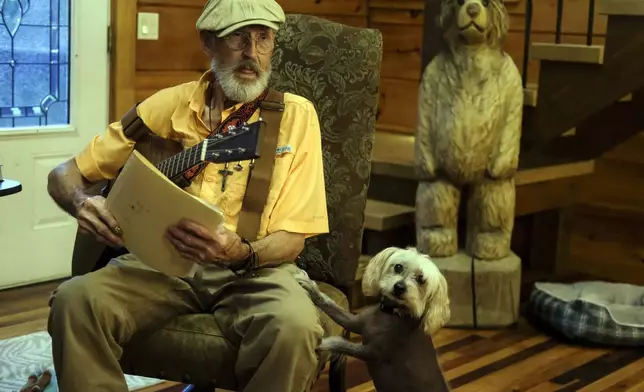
xmin=528 ymin=284 xmax=644 ymax=347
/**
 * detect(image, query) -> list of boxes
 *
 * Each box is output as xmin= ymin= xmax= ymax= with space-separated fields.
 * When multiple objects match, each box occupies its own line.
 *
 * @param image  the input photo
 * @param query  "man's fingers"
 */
xmin=78 ymin=196 xmax=123 ymax=245
xmin=168 ymin=226 xmax=210 ymax=252
xmin=177 ymin=219 xmax=213 ymax=241
xmin=83 ymin=214 xmax=123 ymax=247
xmin=35 ymin=370 xmax=52 ymax=390
xmin=166 ymin=232 xmax=212 ymax=264
xmin=95 ymin=205 xmax=122 ymax=235
xmin=20 ymin=375 xmax=38 ymax=391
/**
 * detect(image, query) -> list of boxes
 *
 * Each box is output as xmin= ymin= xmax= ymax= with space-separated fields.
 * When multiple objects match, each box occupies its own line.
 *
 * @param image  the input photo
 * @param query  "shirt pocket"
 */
xmin=222 ymin=153 xmax=295 ymax=219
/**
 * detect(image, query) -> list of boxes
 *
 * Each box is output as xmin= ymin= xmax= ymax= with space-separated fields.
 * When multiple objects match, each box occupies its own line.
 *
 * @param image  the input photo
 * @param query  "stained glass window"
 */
xmin=0 ymin=0 xmax=70 ymax=129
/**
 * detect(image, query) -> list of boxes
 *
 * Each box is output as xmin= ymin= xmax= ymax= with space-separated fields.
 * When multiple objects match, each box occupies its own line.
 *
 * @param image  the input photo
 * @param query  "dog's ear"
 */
xmin=438 ymin=0 xmax=458 ymax=49
xmin=361 ymin=247 xmax=399 ymax=298
xmin=487 ymin=0 xmax=510 ymax=48
xmin=422 ymin=272 xmax=451 ymax=335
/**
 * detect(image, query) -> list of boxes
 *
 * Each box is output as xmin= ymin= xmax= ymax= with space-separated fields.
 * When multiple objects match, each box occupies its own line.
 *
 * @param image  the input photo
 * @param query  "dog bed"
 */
xmin=527 ymin=281 xmax=644 ymax=347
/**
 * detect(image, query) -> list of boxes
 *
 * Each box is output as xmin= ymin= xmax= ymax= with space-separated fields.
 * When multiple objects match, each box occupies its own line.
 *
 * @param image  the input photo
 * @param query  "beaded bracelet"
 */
xmin=230 ymin=238 xmax=259 ymax=278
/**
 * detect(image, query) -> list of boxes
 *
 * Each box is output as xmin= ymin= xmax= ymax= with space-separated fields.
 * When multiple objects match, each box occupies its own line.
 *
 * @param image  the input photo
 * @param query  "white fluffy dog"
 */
xmin=296 ymin=247 xmax=451 ymax=391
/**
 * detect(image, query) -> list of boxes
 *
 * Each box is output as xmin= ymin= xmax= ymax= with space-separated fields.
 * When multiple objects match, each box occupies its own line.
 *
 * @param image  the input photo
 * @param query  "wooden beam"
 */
xmin=530 ymin=43 xmax=605 ymax=65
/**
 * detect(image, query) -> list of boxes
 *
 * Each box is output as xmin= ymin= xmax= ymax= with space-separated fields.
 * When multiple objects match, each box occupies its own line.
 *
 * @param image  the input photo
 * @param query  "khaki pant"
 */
xmin=47 ymin=254 xmax=324 ymax=392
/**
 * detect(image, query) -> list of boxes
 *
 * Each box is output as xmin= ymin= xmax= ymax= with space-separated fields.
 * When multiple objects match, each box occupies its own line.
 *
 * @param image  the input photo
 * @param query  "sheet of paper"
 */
xmin=105 ymin=150 xmax=225 ymax=277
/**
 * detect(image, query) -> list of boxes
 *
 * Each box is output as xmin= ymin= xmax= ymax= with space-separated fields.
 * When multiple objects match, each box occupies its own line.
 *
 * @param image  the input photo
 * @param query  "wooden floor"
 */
xmin=2 ymin=280 xmax=643 ymax=392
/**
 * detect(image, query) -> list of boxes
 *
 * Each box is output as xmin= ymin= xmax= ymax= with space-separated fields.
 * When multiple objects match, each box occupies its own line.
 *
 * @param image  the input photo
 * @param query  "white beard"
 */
xmin=211 ymin=58 xmax=271 ymax=103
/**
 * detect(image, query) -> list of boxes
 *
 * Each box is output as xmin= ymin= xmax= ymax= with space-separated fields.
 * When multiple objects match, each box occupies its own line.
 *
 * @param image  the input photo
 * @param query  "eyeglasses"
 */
xmin=223 ymin=31 xmax=275 ymax=55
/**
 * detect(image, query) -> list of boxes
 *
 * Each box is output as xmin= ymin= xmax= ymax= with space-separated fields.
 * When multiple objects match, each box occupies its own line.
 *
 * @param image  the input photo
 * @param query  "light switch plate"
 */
xmin=137 ymin=12 xmax=159 ymax=40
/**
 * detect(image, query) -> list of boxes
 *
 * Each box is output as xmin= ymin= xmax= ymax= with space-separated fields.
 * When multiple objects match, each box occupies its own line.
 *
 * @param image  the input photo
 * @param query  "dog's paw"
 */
xmin=294 ymin=273 xmax=319 ymax=294
xmin=318 ymin=336 xmax=345 ymax=352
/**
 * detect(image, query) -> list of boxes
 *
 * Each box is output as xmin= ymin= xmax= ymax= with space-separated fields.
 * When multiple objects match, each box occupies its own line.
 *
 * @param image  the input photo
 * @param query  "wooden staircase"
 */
xmin=521 ymin=0 xmax=644 ymax=159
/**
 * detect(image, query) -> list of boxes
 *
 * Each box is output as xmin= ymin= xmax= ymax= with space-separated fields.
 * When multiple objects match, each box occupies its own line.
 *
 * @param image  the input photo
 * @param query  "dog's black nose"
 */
xmin=393 ymin=281 xmax=407 ymax=297
xmin=467 ymin=3 xmax=481 ymax=17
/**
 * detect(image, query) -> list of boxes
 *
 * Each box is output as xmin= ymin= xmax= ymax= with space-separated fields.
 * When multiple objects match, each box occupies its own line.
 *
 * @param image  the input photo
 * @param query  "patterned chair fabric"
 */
xmin=116 ymin=14 xmax=383 ymax=389
xmin=271 ymin=14 xmax=383 ymax=288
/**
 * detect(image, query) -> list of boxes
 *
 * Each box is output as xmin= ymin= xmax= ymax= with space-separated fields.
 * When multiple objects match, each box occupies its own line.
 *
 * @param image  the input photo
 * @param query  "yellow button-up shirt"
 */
xmin=75 ymin=71 xmax=329 ymax=239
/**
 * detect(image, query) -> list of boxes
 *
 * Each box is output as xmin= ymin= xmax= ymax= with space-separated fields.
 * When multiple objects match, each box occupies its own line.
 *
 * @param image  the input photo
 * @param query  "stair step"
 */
xmin=516 ymin=160 xmax=595 ymax=186
xmin=531 ymin=43 xmax=605 ymax=64
xmin=364 ymin=199 xmax=415 ymax=231
xmin=524 ymin=85 xmax=538 ymax=107
xmin=371 ymin=131 xmax=415 ymax=179
xmin=371 ymin=131 xmax=595 ymax=183
xmin=598 ymin=0 xmax=644 ymax=15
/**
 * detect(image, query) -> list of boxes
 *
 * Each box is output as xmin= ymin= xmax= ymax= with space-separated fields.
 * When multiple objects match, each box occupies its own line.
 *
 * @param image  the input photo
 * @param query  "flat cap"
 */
xmin=196 ymin=0 xmax=286 ymax=37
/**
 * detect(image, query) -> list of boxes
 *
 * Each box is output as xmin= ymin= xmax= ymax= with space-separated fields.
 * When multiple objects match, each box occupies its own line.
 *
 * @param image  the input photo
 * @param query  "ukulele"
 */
xmin=71 ymin=119 xmax=266 ymax=276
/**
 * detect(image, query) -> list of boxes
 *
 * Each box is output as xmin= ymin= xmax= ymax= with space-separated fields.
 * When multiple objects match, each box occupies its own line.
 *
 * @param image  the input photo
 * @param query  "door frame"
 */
xmin=109 ymin=0 xmax=137 ymax=123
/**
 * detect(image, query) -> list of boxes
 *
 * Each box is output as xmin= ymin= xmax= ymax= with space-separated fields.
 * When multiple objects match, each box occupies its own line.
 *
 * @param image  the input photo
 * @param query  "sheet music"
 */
xmin=105 ymin=150 xmax=225 ymax=277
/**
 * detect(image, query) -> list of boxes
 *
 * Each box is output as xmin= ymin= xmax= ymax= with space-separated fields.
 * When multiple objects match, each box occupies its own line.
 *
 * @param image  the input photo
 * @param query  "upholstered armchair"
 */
xmin=72 ymin=14 xmax=382 ymax=392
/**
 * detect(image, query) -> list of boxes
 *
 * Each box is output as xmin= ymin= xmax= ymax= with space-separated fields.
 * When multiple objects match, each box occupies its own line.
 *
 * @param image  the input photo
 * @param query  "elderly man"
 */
xmin=44 ymin=0 xmax=328 ymax=391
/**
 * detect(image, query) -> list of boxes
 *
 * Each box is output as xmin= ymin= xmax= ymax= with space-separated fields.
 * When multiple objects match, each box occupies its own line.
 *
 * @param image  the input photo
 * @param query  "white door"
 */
xmin=0 ymin=0 xmax=110 ymax=289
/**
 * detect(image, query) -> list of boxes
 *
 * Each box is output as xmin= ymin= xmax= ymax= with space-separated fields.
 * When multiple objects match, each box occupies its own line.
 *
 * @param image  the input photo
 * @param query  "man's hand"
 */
xmin=76 ymin=195 xmax=124 ymax=248
xmin=20 ymin=370 xmax=52 ymax=392
xmin=165 ymin=219 xmax=249 ymax=267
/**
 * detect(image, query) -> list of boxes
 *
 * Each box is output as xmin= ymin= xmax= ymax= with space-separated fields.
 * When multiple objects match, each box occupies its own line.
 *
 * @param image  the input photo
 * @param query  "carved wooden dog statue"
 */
xmin=415 ymin=0 xmax=523 ymax=260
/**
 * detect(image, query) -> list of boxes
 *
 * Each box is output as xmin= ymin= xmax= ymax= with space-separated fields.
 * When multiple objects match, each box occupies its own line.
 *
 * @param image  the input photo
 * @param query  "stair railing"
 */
xmin=554 ymin=0 xmax=597 ymax=45
xmin=556 ymin=0 xmax=564 ymax=43
xmin=587 ymin=0 xmax=596 ymax=45
xmin=523 ymin=0 xmax=599 ymax=88
xmin=522 ymin=0 xmax=533 ymax=88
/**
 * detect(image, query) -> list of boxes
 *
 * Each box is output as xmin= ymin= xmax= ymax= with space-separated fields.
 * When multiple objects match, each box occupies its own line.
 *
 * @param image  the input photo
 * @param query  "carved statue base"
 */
xmin=432 ymin=250 xmax=521 ymax=328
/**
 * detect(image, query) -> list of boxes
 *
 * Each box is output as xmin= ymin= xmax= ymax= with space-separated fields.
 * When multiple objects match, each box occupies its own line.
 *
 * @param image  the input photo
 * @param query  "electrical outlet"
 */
xmin=137 ymin=12 xmax=159 ymax=40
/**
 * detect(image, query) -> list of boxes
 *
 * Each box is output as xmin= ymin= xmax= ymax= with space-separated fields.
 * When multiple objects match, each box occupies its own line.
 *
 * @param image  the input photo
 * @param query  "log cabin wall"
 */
xmin=113 ymin=0 xmax=609 ymax=134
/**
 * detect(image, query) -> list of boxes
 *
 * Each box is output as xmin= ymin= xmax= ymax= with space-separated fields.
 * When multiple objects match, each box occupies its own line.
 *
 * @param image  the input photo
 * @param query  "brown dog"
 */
xmin=295 ymin=247 xmax=452 ymax=391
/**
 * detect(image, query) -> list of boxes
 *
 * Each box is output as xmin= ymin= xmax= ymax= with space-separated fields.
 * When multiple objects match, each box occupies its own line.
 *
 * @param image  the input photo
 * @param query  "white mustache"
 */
xmin=235 ymin=61 xmax=261 ymax=73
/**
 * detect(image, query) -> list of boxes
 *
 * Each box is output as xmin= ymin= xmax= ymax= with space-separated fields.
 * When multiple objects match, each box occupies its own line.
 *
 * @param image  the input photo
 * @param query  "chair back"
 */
xmin=270 ymin=14 xmax=383 ymax=288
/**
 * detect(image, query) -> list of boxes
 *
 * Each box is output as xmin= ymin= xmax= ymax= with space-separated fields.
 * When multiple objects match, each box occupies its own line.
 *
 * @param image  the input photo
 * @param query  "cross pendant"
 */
xmin=218 ymin=164 xmax=234 ymax=192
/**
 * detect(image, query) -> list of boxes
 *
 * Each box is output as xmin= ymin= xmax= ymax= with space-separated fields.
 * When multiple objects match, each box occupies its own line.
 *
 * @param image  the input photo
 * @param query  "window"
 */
xmin=0 ymin=0 xmax=70 ymax=130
